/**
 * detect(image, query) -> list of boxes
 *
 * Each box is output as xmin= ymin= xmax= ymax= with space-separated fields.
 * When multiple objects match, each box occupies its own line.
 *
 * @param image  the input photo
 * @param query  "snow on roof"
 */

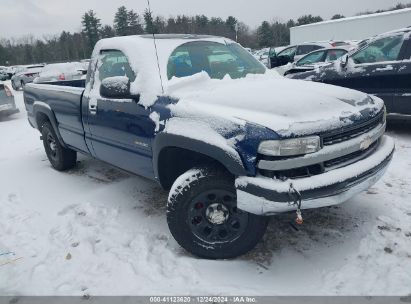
xmin=89 ymin=35 xmax=233 ymax=107
xmin=292 ymin=8 xmax=411 ymax=29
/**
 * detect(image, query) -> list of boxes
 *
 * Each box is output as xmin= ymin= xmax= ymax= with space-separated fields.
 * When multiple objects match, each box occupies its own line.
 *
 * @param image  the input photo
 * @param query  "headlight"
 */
xmin=258 ymin=136 xmax=321 ymax=156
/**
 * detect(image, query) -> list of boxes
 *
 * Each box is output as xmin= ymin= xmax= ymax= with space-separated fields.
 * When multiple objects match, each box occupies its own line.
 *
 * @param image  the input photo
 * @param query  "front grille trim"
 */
xmin=322 ymin=110 xmax=384 ymax=146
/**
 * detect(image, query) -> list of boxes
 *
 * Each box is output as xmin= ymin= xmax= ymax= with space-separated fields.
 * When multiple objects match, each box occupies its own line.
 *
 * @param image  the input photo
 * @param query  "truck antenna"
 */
xmin=147 ymin=0 xmax=164 ymax=94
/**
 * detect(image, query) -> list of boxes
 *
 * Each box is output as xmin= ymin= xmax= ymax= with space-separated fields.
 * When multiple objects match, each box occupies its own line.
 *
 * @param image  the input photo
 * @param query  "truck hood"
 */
xmin=166 ymin=72 xmax=384 ymax=137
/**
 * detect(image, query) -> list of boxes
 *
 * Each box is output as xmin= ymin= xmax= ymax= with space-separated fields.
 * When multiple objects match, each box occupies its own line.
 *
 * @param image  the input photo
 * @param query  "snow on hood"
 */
xmin=166 ymin=71 xmax=384 ymax=136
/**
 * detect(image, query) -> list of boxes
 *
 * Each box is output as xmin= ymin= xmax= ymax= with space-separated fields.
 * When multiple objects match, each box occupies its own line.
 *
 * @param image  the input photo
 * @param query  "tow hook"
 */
xmin=289 ymin=183 xmax=303 ymax=225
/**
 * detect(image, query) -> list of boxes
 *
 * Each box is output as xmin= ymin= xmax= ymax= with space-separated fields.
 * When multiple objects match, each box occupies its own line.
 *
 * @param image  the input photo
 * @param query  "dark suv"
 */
xmin=289 ymin=28 xmax=411 ymax=118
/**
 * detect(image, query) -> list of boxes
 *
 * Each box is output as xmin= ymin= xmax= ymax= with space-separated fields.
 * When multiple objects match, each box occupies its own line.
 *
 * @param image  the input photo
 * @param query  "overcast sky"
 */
xmin=0 ymin=0 xmax=404 ymax=39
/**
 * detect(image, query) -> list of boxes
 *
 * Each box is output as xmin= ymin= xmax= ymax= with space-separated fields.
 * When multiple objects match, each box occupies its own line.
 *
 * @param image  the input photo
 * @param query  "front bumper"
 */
xmin=236 ymin=136 xmax=395 ymax=215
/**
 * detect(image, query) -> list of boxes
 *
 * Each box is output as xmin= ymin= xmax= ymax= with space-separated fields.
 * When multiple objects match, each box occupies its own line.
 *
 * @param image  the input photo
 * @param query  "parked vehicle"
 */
xmin=24 ymin=34 xmax=394 ymax=259
xmin=0 ymin=67 xmax=8 ymax=81
xmin=253 ymin=48 xmax=270 ymax=66
xmin=289 ymin=28 xmax=411 ymax=118
xmin=11 ymin=64 xmax=45 ymax=90
xmin=269 ymin=42 xmax=333 ymax=69
xmin=283 ymin=47 xmax=349 ymax=76
xmin=34 ymin=62 xmax=87 ymax=84
xmin=0 ymin=82 xmax=19 ymax=117
xmin=5 ymin=66 xmax=19 ymax=79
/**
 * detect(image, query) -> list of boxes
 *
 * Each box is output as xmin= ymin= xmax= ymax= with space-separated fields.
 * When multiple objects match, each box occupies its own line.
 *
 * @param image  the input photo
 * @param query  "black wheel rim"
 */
xmin=47 ymin=133 xmax=58 ymax=160
xmin=188 ymin=189 xmax=248 ymax=244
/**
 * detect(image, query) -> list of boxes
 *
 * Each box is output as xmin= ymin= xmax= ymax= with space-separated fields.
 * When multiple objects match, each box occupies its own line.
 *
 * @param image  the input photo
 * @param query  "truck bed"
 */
xmin=24 ymin=82 xmax=89 ymax=153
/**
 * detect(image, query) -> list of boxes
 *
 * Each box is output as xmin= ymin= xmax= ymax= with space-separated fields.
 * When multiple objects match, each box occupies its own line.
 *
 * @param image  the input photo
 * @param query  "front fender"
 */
xmin=152 ymin=132 xmax=248 ymax=179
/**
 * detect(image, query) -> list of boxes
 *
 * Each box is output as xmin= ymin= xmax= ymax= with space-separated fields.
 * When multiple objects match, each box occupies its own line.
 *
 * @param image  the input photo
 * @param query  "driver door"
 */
xmin=83 ymin=50 xmax=156 ymax=178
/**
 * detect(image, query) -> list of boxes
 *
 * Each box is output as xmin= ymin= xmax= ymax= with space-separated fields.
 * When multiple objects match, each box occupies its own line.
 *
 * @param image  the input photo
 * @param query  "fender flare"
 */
xmin=152 ymin=133 xmax=248 ymax=179
xmin=33 ymin=101 xmax=67 ymax=147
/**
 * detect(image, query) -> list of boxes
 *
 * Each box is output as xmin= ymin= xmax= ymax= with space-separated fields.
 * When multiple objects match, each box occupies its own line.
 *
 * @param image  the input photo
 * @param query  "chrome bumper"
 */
xmin=236 ymin=136 xmax=395 ymax=215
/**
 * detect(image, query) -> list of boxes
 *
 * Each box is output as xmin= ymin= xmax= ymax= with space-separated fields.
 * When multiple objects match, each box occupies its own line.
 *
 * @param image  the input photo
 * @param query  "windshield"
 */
xmin=167 ymin=41 xmax=266 ymax=80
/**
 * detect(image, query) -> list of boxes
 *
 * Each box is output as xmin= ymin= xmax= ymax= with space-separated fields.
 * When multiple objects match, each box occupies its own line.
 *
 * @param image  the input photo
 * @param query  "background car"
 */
xmin=268 ymin=41 xmax=333 ymax=70
xmin=34 ymin=62 xmax=87 ymax=84
xmin=11 ymin=64 xmax=45 ymax=90
xmin=0 ymin=82 xmax=19 ymax=117
xmin=289 ymin=28 xmax=411 ymax=118
xmin=0 ymin=67 xmax=8 ymax=81
xmin=283 ymin=47 xmax=349 ymax=76
xmin=252 ymin=48 xmax=270 ymax=66
xmin=5 ymin=65 xmax=20 ymax=79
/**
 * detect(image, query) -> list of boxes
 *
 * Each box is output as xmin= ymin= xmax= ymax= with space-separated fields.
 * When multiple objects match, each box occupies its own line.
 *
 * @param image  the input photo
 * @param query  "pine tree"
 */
xmin=101 ymin=25 xmax=116 ymax=38
xmin=257 ymin=21 xmax=273 ymax=47
xmin=127 ymin=10 xmax=144 ymax=35
xmin=296 ymin=15 xmax=323 ymax=26
xmin=225 ymin=16 xmax=238 ymax=39
xmin=331 ymin=14 xmax=345 ymax=20
xmin=144 ymin=9 xmax=155 ymax=34
xmin=114 ymin=6 xmax=129 ymax=36
xmin=81 ymin=10 xmax=101 ymax=55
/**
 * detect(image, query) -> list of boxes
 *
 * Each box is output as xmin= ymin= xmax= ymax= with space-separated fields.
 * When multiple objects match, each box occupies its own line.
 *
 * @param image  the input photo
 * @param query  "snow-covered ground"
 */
xmin=0 ymin=81 xmax=410 ymax=296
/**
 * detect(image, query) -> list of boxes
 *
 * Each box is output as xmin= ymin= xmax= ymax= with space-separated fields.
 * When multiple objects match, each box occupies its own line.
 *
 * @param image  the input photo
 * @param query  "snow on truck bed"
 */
xmin=1 ymin=83 xmax=411 ymax=296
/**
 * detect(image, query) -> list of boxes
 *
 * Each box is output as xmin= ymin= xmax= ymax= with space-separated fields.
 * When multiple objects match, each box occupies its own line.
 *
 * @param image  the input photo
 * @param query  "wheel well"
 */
xmin=157 ymin=147 xmax=233 ymax=190
xmin=36 ymin=112 xmax=50 ymax=131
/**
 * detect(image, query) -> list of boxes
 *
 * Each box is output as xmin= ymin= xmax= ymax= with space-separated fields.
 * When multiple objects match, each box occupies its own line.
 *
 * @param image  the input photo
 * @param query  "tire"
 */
xmin=41 ymin=122 xmax=77 ymax=171
xmin=167 ymin=167 xmax=269 ymax=259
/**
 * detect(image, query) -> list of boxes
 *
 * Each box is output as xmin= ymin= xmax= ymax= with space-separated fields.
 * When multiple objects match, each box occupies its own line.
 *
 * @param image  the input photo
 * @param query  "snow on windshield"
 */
xmin=167 ymin=41 xmax=266 ymax=80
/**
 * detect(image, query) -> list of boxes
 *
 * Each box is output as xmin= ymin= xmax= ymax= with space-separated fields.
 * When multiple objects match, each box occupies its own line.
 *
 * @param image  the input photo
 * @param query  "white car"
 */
xmin=282 ymin=47 xmax=350 ymax=76
xmin=34 ymin=62 xmax=87 ymax=84
xmin=11 ymin=64 xmax=45 ymax=90
xmin=269 ymin=42 xmax=335 ymax=69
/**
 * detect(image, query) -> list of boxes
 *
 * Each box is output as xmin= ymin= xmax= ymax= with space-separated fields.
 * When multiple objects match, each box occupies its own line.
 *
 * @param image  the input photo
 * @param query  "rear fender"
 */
xmin=33 ymin=101 xmax=67 ymax=147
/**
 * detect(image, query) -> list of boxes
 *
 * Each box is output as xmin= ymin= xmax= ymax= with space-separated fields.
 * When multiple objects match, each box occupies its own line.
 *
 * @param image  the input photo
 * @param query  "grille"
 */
xmin=322 ymin=110 xmax=384 ymax=146
xmin=259 ymin=140 xmax=381 ymax=180
xmin=324 ymin=140 xmax=379 ymax=171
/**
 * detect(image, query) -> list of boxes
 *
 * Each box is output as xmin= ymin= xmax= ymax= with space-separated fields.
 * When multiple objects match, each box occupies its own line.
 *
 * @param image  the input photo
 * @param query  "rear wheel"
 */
xmin=41 ymin=122 xmax=77 ymax=171
xmin=167 ymin=167 xmax=269 ymax=259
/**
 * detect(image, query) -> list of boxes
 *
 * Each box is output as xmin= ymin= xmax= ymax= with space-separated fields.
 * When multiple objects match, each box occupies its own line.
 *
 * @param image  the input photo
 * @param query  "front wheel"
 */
xmin=41 ymin=122 xmax=77 ymax=171
xmin=167 ymin=167 xmax=269 ymax=259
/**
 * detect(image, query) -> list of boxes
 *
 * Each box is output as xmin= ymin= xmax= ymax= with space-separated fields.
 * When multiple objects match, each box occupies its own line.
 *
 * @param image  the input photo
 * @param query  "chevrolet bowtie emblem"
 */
xmin=360 ymin=137 xmax=373 ymax=150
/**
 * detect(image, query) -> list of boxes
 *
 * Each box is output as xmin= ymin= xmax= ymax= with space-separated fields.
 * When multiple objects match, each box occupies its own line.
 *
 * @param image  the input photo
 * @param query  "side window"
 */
xmin=325 ymin=49 xmax=347 ymax=62
xmin=296 ymin=50 xmax=326 ymax=66
xmin=351 ymin=35 xmax=405 ymax=64
xmin=167 ymin=50 xmax=194 ymax=79
xmin=98 ymin=50 xmax=136 ymax=82
xmin=296 ymin=45 xmax=322 ymax=56
xmin=278 ymin=46 xmax=297 ymax=58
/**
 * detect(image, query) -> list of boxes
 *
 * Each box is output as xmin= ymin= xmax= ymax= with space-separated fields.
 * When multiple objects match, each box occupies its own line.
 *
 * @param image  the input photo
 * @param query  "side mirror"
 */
xmin=100 ymin=76 xmax=139 ymax=100
xmin=340 ymin=54 xmax=349 ymax=68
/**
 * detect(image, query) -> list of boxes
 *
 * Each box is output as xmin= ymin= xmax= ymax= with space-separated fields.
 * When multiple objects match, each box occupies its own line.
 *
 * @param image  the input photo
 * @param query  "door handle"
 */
xmin=89 ymin=102 xmax=97 ymax=115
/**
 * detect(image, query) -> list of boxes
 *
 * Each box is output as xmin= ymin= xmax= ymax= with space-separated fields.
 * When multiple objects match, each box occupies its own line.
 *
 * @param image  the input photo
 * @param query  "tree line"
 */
xmin=1 ymin=2 xmax=410 ymax=66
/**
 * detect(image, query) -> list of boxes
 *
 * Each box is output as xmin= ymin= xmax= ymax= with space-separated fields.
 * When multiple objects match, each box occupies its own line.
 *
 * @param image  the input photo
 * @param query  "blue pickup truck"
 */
xmin=24 ymin=34 xmax=395 ymax=259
